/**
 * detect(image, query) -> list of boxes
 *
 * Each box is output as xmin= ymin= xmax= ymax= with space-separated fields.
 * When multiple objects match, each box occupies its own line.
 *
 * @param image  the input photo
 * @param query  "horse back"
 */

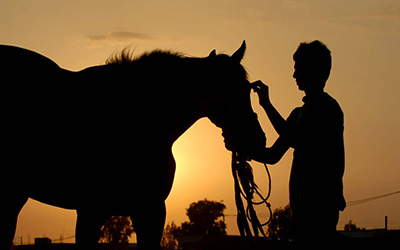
xmin=1 ymin=45 xmax=176 ymax=210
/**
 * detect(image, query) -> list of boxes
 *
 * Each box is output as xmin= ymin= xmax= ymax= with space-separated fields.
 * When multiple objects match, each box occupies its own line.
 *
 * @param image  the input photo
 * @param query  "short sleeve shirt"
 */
xmin=286 ymin=93 xmax=346 ymax=211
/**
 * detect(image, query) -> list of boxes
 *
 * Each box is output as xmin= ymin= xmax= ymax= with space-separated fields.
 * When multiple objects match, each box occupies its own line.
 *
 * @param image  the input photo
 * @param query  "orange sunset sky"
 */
xmin=2 ymin=0 xmax=399 ymax=243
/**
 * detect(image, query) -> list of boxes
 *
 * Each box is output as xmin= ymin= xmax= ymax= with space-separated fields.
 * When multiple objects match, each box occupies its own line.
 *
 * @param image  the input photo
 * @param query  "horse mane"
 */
xmin=104 ymin=46 xmax=249 ymax=81
xmin=105 ymin=47 xmax=186 ymax=65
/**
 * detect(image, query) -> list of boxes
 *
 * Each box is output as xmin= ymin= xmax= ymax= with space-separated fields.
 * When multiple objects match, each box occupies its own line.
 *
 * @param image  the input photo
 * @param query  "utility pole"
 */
xmin=384 ymin=215 xmax=388 ymax=230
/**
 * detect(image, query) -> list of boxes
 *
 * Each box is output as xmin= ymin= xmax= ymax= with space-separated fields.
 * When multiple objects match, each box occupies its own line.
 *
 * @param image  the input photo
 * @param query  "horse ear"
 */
xmin=209 ymin=49 xmax=217 ymax=57
xmin=231 ymin=40 xmax=246 ymax=62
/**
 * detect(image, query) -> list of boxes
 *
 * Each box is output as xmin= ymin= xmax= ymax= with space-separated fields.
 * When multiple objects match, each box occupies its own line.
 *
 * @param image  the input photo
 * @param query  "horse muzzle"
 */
xmin=222 ymin=113 xmax=266 ymax=156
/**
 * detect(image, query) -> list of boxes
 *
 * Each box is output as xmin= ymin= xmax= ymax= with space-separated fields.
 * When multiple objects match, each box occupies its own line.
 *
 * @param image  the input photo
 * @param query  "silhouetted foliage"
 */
xmin=161 ymin=222 xmax=180 ymax=250
xmin=173 ymin=199 xmax=227 ymax=237
xmin=98 ymin=216 xmax=134 ymax=243
xmin=267 ymin=205 xmax=293 ymax=242
xmin=344 ymin=220 xmax=366 ymax=231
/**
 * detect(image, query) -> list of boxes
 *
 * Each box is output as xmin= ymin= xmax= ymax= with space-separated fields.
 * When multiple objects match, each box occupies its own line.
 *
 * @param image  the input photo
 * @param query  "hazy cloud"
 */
xmin=345 ymin=8 xmax=400 ymax=21
xmin=88 ymin=31 xmax=153 ymax=42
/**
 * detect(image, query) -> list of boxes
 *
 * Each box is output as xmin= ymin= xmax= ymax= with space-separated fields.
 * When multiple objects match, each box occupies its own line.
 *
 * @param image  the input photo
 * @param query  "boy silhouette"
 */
xmin=251 ymin=41 xmax=345 ymax=248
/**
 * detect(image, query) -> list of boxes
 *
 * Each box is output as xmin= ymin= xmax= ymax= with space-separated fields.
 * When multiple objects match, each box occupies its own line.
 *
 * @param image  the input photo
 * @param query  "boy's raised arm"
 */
xmin=252 ymin=80 xmax=288 ymax=136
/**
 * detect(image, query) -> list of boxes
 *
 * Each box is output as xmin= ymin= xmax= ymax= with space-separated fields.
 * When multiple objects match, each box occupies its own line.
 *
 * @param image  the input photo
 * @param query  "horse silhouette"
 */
xmin=1 ymin=41 xmax=266 ymax=249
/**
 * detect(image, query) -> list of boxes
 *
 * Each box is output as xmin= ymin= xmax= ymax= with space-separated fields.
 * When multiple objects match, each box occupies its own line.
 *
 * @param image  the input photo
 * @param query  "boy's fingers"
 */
xmin=251 ymin=80 xmax=263 ymax=87
xmin=251 ymin=80 xmax=263 ymax=92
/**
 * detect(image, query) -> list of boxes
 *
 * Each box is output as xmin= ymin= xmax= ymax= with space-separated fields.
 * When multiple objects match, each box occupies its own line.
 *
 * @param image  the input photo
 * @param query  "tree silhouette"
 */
xmin=98 ymin=216 xmax=134 ymax=243
xmin=267 ymin=205 xmax=293 ymax=242
xmin=161 ymin=222 xmax=180 ymax=250
xmin=173 ymin=199 xmax=227 ymax=237
xmin=344 ymin=220 xmax=366 ymax=231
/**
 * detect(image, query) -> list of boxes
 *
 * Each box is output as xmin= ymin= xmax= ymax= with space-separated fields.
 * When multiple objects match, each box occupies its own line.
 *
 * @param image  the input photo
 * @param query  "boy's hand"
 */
xmin=251 ymin=80 xmax=271 ymax=106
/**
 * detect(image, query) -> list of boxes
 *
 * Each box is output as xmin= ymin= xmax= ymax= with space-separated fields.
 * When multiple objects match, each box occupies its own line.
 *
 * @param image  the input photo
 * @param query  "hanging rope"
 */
xmin=232 ymin=152 xmax=273 ymax=249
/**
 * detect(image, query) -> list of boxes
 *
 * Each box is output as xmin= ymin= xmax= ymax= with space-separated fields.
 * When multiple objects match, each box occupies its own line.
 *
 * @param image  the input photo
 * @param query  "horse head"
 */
xmin=206 ymin=41 xmax=266 ymax=156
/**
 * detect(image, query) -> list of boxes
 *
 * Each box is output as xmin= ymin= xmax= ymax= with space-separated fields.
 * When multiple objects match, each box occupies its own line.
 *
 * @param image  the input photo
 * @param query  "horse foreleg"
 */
xmin=132 ymin=201 xmax=166 ymax=250
xmin=1 ymin=195 xmax=27 ymax=250
xmin=75 ymin=210 xmax=109 ymax=250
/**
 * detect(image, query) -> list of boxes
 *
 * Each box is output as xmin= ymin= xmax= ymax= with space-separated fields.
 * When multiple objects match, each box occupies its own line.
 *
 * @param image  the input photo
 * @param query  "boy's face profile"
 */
xmin=293 ymin=60 xmax=325 ymax=92
xmin=293 ymin=61 xmax=312 ymax=91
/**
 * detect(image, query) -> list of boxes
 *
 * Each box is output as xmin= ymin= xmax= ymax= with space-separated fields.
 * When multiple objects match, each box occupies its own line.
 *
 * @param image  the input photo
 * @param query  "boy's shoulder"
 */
xmin=323 ymin=93 xmax=344 ymax=117
xmin=287 ymin=93 xmax=344 ymax=123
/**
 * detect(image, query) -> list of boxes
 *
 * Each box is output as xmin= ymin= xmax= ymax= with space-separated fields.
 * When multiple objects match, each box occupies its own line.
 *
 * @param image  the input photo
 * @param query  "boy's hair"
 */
xmin=293 ymin=40 xmax=332 ymax=85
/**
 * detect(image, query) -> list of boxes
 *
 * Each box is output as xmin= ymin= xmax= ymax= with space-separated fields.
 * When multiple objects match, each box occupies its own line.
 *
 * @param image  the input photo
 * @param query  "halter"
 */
xmin=232 ymin=152 xmax=272 ymax=249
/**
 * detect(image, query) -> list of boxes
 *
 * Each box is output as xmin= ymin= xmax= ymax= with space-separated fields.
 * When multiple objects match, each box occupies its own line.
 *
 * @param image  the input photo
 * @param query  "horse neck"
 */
xmin=74 ymin=59 xmax=211 ymax=148
xmin=149 ymin=58 xmax=214 ymax=146
xmin=158 ymin=94 xmax=206 ymax=147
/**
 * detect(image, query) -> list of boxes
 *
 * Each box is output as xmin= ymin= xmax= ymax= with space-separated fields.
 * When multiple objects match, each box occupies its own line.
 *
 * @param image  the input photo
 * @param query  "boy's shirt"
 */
xmin=284 ymin=92 xmax=346 ymax=211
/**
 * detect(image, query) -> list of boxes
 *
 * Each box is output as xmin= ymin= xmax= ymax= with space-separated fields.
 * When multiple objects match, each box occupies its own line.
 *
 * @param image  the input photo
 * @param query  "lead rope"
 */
xmin=232 ymin=152 xmax=272 ymax=249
